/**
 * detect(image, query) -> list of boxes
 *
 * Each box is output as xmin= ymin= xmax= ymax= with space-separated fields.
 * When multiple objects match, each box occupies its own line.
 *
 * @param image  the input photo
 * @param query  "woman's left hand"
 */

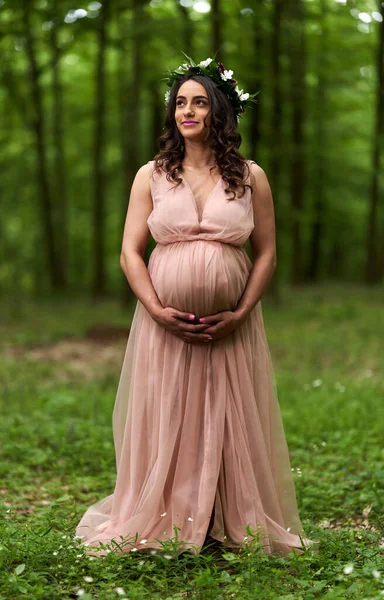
xmin=197 ymin=310 xmax=248 ymax=341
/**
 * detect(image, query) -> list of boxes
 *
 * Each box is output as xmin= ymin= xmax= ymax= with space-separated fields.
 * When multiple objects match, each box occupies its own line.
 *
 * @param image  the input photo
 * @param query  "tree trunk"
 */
xmin=289 ymin=0 xmax=307 ymax=285
xmin=307 ymin=0 xmax=327 ymax=281
xmin=150 ymin=81 xmax=163 ymax=158
xmin=118 ymin=0 xmax=147 ymax=305
xmin=177 ymin=2 xmax=194 ymax=57
xmin=50 ymin=0 xmax=68 ymax=288
xmin=22 ymin=1 xmax=66 ymax=290
xmin=267 ymin=0 xmax=284 ymax=303
xmin=248 ymin=0 xmax=263 ymax=163
xmin=366 ymin=0 xmax=384 ymax=283
xmin=92 ymin=0 xmax=110 ymax=297
xmin=211 ymin=0 xmax=222 ymax=57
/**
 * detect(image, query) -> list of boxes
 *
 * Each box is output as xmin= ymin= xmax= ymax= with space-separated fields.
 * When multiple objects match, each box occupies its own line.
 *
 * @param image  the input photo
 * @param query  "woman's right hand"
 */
xmin=150 ymin=306 xmax=214 ymax=344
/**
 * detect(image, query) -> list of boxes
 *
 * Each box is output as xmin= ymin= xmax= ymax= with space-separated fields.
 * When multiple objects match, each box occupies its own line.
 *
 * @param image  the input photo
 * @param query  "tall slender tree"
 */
xmin=307 ymin=0 xmax=328 ymax=281
xmin=288 ymin=0 xmax=307 ymax=285
xmin=211 ymin=0 xmax=222 ymax=57
xmin=118 ymin=0 xmax=149 ymax=304
xmin=49 ymin=0 xmax=68 ymax=288
xmin=92 ymin=0 xmax=110 ymax=297
xmin=248 ymin=0 xmax=263 ymax=164
xmin=268 ymin=0 xmax=284 ymax=301
xmin=366 ymin=0 xmax=384 ymax=283
xmin=22 ymin=0 xmax=66 ymax=290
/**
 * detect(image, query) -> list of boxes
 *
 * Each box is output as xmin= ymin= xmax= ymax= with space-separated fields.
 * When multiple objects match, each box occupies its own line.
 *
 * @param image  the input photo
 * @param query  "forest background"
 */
xmin=1 ymin=1 xmax=384 ymax=599
xmin=1 ymin=0 xmax=383 ymax=300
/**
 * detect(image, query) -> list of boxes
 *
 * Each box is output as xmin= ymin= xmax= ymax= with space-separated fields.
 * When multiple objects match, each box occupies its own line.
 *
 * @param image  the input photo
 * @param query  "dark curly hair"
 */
xmin=152 ymin=74 xmax=255 ymax=201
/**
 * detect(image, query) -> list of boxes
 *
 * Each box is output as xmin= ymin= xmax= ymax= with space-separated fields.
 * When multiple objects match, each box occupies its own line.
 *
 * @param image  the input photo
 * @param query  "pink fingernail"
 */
xmin=199 ymin=317 xmax=206 ymax=322
xmin=189 ymin=314 xmax=195 ymax=320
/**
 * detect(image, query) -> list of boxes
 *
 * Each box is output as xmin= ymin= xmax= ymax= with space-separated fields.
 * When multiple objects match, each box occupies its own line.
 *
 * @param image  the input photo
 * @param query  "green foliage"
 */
xmin=0 ymin=0 xmax=383 ymax=293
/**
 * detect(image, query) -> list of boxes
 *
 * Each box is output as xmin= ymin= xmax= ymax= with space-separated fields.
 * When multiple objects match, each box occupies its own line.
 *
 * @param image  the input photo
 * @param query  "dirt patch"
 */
xmin=4 ymin=325 xmax=131 ymax=382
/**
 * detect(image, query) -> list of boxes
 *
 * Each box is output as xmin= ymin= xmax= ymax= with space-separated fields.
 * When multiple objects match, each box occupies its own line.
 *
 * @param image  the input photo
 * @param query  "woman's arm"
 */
xmin=233 ymin=161 xmax=277 ymax=322
xmin=199 ymin=162 xmax=276 ymax=339
xmin=120 ymin=163 xmax=213 ymax=343
xmin=119 ymin=163 xmax=163 ymax=317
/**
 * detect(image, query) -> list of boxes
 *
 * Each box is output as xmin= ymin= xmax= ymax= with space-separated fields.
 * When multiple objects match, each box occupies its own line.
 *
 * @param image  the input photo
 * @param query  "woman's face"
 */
xmin=175 ymin=80 xmax=211 ymax=141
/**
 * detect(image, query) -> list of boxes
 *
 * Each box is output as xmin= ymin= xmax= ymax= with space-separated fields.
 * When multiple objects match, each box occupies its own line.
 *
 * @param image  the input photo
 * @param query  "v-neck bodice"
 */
xmin=178 ymin=168 xmax=222 ymax=225
xmin=147 ymin=159 xmax=255 ymax=247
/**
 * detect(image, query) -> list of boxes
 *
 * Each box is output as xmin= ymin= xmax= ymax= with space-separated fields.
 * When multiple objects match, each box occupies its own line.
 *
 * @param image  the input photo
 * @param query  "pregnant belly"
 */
xmin=147 ymin=240 xmax=252 ymax=319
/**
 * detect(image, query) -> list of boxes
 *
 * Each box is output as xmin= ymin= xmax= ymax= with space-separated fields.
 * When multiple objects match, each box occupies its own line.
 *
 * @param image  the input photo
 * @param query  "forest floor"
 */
xmin=0 ymin=284 xmax=383 ymax=599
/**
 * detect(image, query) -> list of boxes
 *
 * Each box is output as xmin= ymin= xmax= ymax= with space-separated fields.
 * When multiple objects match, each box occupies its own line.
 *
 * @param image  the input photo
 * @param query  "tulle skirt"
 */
xmin=75 ymin=241 xmax=319 ymax=557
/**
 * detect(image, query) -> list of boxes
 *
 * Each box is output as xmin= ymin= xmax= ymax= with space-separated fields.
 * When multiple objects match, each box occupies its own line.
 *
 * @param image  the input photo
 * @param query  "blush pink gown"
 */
xmin=75 ymin=159 xmax=319 ymax=557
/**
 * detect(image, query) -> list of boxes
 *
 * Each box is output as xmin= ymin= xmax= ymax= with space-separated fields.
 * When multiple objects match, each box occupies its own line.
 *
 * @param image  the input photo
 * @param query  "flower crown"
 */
xmin=161 ymin=51 xmax=260 ymax=123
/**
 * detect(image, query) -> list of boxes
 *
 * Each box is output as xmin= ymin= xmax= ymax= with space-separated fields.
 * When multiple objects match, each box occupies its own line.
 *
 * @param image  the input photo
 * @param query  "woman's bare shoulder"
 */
xmin=247 ymin=159 xmax=265 ymax=174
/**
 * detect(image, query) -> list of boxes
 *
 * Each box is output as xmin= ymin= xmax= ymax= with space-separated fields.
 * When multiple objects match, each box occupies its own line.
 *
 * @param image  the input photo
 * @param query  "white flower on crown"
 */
xmin=220 ymin=69 xmax=234 ymax=81
xmin=240 ymin=92 xmax=249 ymax=101
xmin=164 ymin=89 xmax=171 ymax=105
xmin=235 ymin=85 xmax=244 ymax=97
xmin=199 ymin=58 xmax=213 ymax=68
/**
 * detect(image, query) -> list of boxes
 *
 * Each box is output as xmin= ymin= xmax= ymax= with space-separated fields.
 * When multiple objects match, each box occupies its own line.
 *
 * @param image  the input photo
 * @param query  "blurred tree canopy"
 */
xmin=0 ymin=0 xmax=383 ymax=299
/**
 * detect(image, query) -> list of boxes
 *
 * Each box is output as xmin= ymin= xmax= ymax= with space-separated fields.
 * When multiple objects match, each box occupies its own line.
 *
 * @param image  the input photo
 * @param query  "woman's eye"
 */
xmin=176 ymin=100 xmax=207 ymax=106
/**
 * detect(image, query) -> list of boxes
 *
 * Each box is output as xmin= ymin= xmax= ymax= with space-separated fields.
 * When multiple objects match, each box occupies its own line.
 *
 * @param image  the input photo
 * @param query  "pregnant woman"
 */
xmin=75 ymin=55 xmax=318 ymax=557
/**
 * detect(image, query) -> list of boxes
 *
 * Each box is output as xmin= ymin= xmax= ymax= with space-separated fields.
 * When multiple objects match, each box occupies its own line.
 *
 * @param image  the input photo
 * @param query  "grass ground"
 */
xmin=0 ymin=284 xmax=383 ymax=599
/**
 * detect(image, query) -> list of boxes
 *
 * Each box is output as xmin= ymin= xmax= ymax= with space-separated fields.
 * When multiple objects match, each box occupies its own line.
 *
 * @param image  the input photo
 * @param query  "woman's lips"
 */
xmin=182 ymin=122 xmax=198 ymax=126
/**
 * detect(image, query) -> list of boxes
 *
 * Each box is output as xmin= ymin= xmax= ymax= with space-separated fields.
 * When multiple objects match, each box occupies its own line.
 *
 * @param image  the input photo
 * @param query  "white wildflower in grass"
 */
xmin=163 ymin=554 xmax=173 ymax=560
xmin=62 ymin=535 xmax=67 ymax=539
xmin=335 ymin=382 xmax=346 ymax=392
xmin=76 ymin=590 xmax=85 ymax=597
xmin=244 ymin=536 xmax=248 ymax=541
xmin=372 ymin=570 xmax=381 ymax=578
xmin=115 ymin=587 xmax=126 ymax=596
xmin=139 ymin=539 xmax=147 ymax=544
xmin=187 ymin=517 xmax=193 ymax=522
xmin=343 ymin=564 xmax=354 ymax=574
xmin=130 ymin=547 xmax=138 ymax=552
xmin=88 ymin=556 xmax=96 ymax=561
xmin=76 ymin=554 xmax=82 ymax=558
xmin=150 ymin=550 xmax=157 ymax=555
xmin=138 ymin=560 xmax=145 ymax=566
xmin=321 ymin=441 xmax=327 ymax=446
xmin=160 ymin=512 xmax=167 ymax=517
xmin=53 ymin=551 xmax=58 ymax=556
xmin=83 ymin=576 xmax=93 ymax=583
xmin=199 ymin=58 xmax=213 ymax=68
xmin=312 ymin=379 xmax=322 ymax=387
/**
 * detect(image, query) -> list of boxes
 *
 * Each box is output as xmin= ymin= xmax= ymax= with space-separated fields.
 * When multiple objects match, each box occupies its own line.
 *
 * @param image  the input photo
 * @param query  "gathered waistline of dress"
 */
xmin=155 ymin=239 xmax=246 ymax=249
